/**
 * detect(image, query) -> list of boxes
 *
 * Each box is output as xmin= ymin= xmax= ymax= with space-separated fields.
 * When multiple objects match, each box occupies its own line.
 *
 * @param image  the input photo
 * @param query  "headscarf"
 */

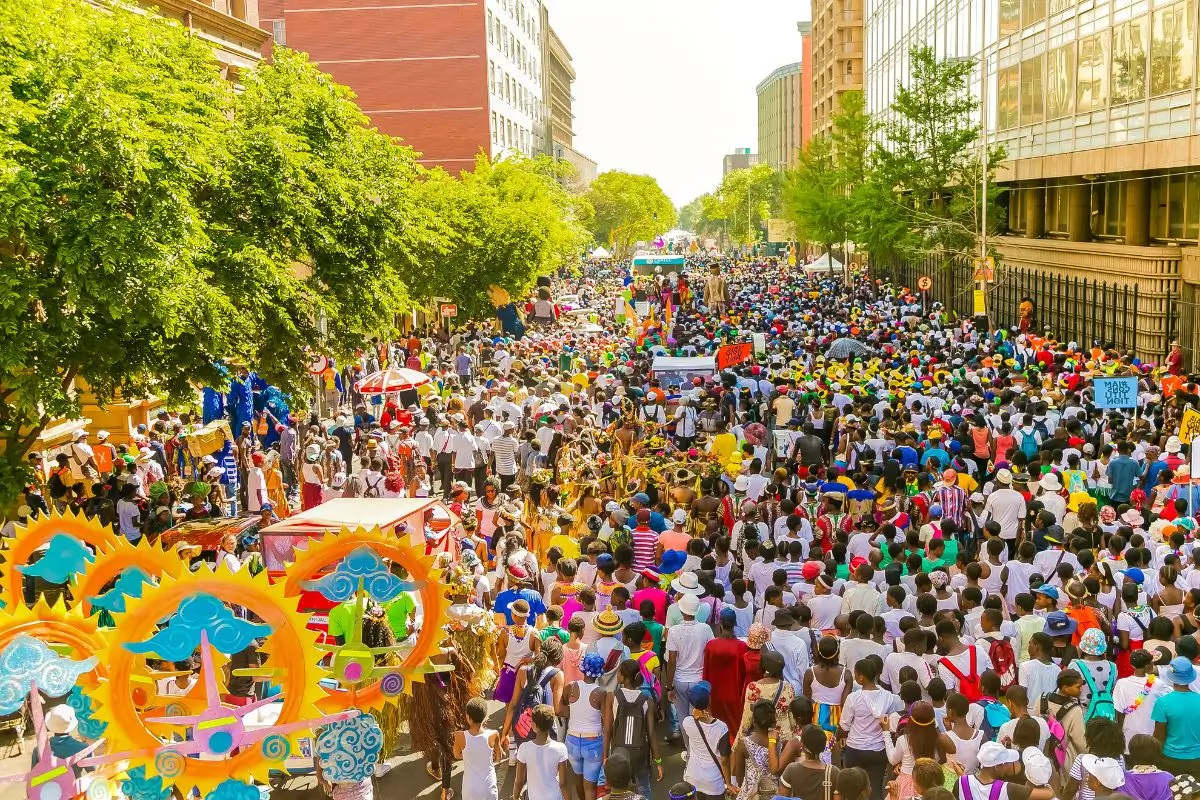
xmin=747 ymin=623 xmax=771 ymax=650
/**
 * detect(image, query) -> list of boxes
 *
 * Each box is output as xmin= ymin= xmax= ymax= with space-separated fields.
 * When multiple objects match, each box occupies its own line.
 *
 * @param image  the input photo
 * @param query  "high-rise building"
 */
xmin=863 ymin=0 xmax=1200 ymax=362
xmin=723 ymin=148 xmax=760 ymax=175
xmin=812 ymin=0 xmax=864 ymax=139
xmin=756 ymin=63 xmax=804 ymax=170
xmin=798 ymin=21 xmax=814 ymax=151
xmin=141 ymin=0 xmax=268 ymax=81
xmin=258 ymin=0 xmax=547 ymax=171
xmin=538 ymin=14 xmax=597 ymax=187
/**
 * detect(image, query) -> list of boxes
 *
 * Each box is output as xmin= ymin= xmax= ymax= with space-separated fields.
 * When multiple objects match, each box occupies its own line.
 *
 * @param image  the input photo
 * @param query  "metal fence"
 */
xmin=881 ymin=256 xmax=1143 ymax=352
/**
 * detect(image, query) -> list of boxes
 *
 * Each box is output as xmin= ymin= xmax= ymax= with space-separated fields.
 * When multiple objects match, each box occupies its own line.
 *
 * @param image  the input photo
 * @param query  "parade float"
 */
xmin=0 ymin=506 xmax=477 ymax=800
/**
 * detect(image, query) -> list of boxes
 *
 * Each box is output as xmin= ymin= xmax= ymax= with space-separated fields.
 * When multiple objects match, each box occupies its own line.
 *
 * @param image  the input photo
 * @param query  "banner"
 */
xmin=717 ymin=341 xmax=753 ymax=370
xmin=1181 ymin=408 xmax=1200 ymax=442
xmin=1093 ymin=376 xmax=1138 ymax=409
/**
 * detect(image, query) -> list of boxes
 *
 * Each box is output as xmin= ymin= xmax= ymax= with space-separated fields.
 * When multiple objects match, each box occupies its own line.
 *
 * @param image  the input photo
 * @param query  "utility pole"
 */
xmin=977 ymin=0 xmax=992 ymax=334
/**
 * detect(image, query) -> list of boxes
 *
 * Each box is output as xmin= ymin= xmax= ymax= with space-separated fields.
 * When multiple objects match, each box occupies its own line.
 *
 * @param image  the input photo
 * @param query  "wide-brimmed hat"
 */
xmin=1168 ymin=655 xmax=1198 ymax=685
xmin=1167 ymin=435 xmax=1183 ymax=454
xmin=45 ymin=705 xmax=78 ymax=735
xmin=658 ymin=550 xmax=686 ymax=575
xmin=1038 ymin=472 xmax=1062 ymax=492
xmin=1079 ymin=627 xmax=1108 ymax=656
xmin=1044 ymin=610 xmax=1077 ymax=636
xmin=592 ymin=608 xmax=624 ymax=636
xmin=995 ymin=468 xmax=1013 ymax=485
xmin=1121 ymin=509 xmax=1145 ymax=527
xmin=676 ymin=593 xmax=701 ymax=616
xmin=671 ymin=572 xmax=704 ymax=595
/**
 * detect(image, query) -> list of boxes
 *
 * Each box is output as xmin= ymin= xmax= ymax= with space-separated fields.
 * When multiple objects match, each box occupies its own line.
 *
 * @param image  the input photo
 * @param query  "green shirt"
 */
xmin=327 ymin=599 xmax=359 ymax=641
xmin=540 ymin=625 xmax=570 ymax=644
xmin=643 ymin=619 xmax=665 ymax=659
xmin=1151 ymin=688 xmax=1200 ymax=759
xmin=385 ymin=593 xmax=416 ymax=641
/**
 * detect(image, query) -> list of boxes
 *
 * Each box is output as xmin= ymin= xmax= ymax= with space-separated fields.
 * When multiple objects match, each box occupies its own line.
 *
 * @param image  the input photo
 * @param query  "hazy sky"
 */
xmin=543 ymin=0 xmax=813 ymax=209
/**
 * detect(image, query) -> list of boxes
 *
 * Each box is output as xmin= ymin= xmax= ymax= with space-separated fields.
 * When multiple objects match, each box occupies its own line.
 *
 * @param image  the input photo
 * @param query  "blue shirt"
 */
xmin=1151 ymin=688 xmax=1200 ymax=759
xmin=1106 ymin=456 xmax=1140 ymax=503
xmin=921 ymin=447 xmax=950 ymax=469
xmin=648 ymin=510 xmax=668 ymax=534
xmin=493 ymin=588 xmax=547 ymax=625
xmin=895 ymin=446 xmax=919 ymax=469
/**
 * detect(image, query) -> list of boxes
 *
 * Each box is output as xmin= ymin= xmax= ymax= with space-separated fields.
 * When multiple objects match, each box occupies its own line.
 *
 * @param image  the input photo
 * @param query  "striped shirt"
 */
xmin=631 ymin=528 xmax=658 ymax=572
xmin=935 ymin=484 xmax=967 ymax=526
xmin=491 ymin=435 xmax=519 ymax=475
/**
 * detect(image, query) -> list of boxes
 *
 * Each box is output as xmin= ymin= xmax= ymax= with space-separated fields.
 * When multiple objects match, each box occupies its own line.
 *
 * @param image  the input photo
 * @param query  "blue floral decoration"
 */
xmin=204 ymin=779 xmax=264 ymax=800
xmin=66 ymin=685 xmax=106 ymax=740
xmin=316 ymin=714 xmax=382 ymax=782
xmin=124 ymin=593 xmax=272 ymax=660
xmin=120 ymin=766 xmax=172 ymax=800
xmin=301 ymin=547 xmax=418 ymax=603
xmin=0 ymin=634 xmax=97 ymax=714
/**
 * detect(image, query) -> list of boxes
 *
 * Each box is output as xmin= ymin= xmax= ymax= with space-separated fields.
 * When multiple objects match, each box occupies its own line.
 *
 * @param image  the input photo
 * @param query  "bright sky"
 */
xmin=543 ymin=0 xmax=812 ymax=208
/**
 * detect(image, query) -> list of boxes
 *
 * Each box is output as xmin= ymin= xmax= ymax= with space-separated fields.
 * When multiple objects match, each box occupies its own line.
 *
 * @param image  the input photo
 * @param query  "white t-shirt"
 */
xmin=807 ymin=594 xmax=842 ymax=631
xmin=841 ymin=687 xmax=902 ymax=749
xmin=516 ymin=739 xmax=568 ymax=800
xmin=69 ymin=442 xmax=94 ymax=480
xmin=117 ymin=499 xmax=142 ymax=541
xmin=984 ymin=488 xmax=1026 ymax=539
xmin=682 ymin=716 xmax=730 ymax=796
xmin=936 ymin=644 xmax=993 ymax=692
xmin=666 ymin=620 xmax=714 ymax=682
xmin=1112 ymin=673 xmax=1171 ymax=744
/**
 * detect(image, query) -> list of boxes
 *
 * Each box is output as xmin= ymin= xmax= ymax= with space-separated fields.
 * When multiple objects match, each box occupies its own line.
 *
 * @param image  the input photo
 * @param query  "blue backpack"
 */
xmin=1019 ymin=427 xmax=1039 ymax=459
xmin=975 ymin=697 xmax=1012 ymax=742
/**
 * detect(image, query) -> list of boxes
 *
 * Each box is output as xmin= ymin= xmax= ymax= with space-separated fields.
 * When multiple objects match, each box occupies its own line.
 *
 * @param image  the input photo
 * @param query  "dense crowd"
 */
xmin=22 ymin=253 xmax=1200 ymax=800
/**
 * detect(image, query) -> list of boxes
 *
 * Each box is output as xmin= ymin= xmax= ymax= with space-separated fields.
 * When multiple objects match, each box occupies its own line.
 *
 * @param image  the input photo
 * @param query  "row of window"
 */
xmin=491 ymin=111 xmax=534 ymax=154
xmin=1007 ymin=172 xmax=1200 ymax=242
xmin=489 ymin=61 xmax=540 ymax=120
xmin=996 ymin=2 xmax=1196 ymax=129
xmin=999 ymin=0 xmax=1077 ymax=37
xmin=487 ymin=8 xmax=539 ymax=82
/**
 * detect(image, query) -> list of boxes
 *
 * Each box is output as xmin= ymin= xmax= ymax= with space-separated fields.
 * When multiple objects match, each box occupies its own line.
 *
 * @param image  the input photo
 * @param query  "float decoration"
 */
xmin=315 ymin=713 xmax=383 ymax=782
xmin=0 ymin=508 xmax=121 ymax=612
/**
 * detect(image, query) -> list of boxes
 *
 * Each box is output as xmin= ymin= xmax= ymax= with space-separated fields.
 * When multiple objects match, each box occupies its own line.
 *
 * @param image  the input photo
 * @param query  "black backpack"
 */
xmin=611 ymin=689 xmax=649 ymax=751
xmin=512 ymin=666 xmax=558 ymax=744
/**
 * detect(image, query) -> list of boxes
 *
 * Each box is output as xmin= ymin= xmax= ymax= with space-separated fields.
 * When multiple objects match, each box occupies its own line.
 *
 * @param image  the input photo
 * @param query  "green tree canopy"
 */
xmin=586 ymin=171 xmax=675 ymax=255
xmin=707 ymin=164 xmax=781 ymax=245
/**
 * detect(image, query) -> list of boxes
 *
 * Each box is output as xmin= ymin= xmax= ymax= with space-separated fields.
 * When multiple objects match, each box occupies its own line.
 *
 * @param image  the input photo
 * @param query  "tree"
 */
xmin=411 ymin=155 xmax=590 ymax=320
xmin=783 ymin=134 xmax=847 ymax=255
xmin=873 ymin=45 xmax=1005 ymax=267
xmin=0 ymin=0 xmax=244 ymax=503
xmin=708 ymin=164 xmax=781 ymax=246
xmin=586 ymin=171 xmax=675 ymax=255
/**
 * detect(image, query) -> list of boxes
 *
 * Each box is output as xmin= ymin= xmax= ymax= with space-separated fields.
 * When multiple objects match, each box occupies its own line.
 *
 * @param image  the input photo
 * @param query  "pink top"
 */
xmin=561 ymin=644 xmax=584 ymax=684
xmin=631 ymin=586 xmax=669 ymax=625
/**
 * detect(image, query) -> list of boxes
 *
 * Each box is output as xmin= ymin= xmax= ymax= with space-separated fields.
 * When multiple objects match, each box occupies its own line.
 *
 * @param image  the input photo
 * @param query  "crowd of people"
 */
xmin=19 ymin=252 xmax=1200 ymax=800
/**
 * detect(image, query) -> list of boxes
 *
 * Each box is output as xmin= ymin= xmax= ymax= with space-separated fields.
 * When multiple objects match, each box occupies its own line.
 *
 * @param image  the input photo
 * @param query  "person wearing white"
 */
xmin=515 ymin=733 xmax=568 ymax=800
xmin=984 ymin=470 xmax=1026 ymax=554
xmin=666 ymin=595 xmax=714 ymax=734
xmin=769 ymin=613 xmax=813 ymax=692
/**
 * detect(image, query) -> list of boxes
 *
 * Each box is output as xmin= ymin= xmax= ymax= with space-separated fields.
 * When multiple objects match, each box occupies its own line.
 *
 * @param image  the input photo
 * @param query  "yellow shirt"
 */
xmin=711 ymin=432 xmax=737 ymax=463
xmin=956 ymin=473 xmax=979 ymax=493
xmin=572 ymin=373 xmax=590 ymax=390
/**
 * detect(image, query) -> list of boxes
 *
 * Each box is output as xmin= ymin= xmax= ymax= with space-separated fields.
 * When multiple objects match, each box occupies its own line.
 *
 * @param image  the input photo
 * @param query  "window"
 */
xmin=1046 ymin=43 xmax=1075 ymax=119
xmin=1045 ymin=180 xmax=1070 ymax=235
xmin=999 ymin=0 xmax=1020 ymax=36
xmin=492 ymin=112 xmax=498 ymax=144
xmin=1077 ymin=32 xmax=1110 ymax=112
xmin=998 ymin=65 xmax=1020 ymax=129
xmin=1112 ymin=15 xmax=1149 ymax=104
xmin=1008 ymin=187 xmax=1026 ymax=233
xmin=1150 ymin=172 xmax=1200 ymax=241
xmin=1020 ymin=55 xmax=1045 ymax=125
xmin=487 ymin=10 xmax=493 ymax=43
xmin=1022 ymin=0 xmax=1046 ymax=27
xmin=1150 ymin=1 xmax=1194 ymax=97
xmin=1099 ymin=180 xmax=1127 ymax=238
xmin=271 ymin=19 xmax=285 ymax=45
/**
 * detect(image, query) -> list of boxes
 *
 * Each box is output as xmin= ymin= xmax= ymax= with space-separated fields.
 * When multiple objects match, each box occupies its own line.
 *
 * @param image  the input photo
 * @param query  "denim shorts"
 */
xmin=565 ymin=734 xmax=604 ymax=782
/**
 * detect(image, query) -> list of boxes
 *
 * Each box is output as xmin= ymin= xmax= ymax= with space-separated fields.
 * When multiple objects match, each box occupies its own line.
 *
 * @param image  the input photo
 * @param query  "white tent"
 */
xmin=804 ymin=253 xmax=846 ymax=274
xmin=590 ymin=246 xmax=612 ymax=259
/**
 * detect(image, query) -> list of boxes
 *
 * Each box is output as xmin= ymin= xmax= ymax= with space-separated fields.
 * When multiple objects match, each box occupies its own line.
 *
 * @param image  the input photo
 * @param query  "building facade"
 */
xmin=139 ymin=0 xmax=268 ymax=82
xmin=543 ymin=24 xmax=574 ymax=148
xmin=812 ymin=0 xmax=864 ymax=138
xmin=258 ymin=0 xmax=545 ymax=171
xmin=864 ymin=0 xmax=1200 ymax=363
xmin=756 ymin=62 xmax=804 ymax=169
xmin=799 ymin=22 xmax=815 ymax=151
xmin=723 ymin=148 xmax=760 ymax=175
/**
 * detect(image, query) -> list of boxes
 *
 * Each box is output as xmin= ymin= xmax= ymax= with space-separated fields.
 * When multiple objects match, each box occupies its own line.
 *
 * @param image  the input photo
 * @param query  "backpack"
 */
xmin=982 ymin=635 xmax=1017 ymax=692
xmin=1073 ymin=659 xmax=1116 ymax=721
xmin=1066 ymin=605 xmax=1104 ymax=647
xmin=364 ymin=474 xmax=383 ymax=498
xmin=636 ymin=649 xmax=662 ymax=703
xmin=939 ymin=647 xmax=984 ymax=702
xmin=1043 ymin=702 xmax=1074 ymax=769
xmin=610 ymin=689 xmax=649 ymax=751
xmin=512 ymin=666 xmax=559 ymax=744
xmin=974 ymin=697 xmax=1012 ymax=742
xmin=48 ymin=470 xmax=68 ymax=499
xmin=1019 ymin=427 xmax=1039 ymax=459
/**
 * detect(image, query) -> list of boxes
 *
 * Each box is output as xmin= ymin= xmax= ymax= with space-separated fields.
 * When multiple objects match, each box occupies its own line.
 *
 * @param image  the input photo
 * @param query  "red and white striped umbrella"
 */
xmin=353 ymin=367 xmax=432 ymax=394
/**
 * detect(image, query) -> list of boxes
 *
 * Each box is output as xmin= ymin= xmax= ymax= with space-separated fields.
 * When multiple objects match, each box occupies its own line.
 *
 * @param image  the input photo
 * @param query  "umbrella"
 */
xmin=354 ymin=367 xmax=431 ymax=394
xmin=826 ymin=338 xmax=871 ymax=359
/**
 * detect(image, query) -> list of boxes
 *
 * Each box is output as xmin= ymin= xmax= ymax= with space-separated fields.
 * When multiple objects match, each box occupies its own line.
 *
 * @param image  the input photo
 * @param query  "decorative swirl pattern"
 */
xmin=67 ymin=685 xmax=107 ymax=740
xmin=86 ymin=780 xmax=114 ymax=800
xmin=154 ymin=749 xmax=185 ymax=779
xmin=315 ymin=714 xmax=383 ymax=782
xmin=378 ymin=671 xmax=405 ymax=696
xmin=260 ymin=733 xmax=291 ymax=762
xmin=119 ymin=767 xmax=172 ymax=800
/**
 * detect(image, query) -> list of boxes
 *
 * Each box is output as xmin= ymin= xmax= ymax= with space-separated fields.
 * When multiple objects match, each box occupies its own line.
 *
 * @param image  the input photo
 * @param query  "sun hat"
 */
xmin=977 ymin=742 xmax=1019 ymax=769
xmin=1044 ymin=610 xmax=1078 ymax=636
xmin=677 ymin=593 xmax=701 ymax=616
xmin=671 ymin=572 xmax=704 ymax=595
xmin=45 ymin=705 xmax=79 ymax=735
xmin=1167 ymin=435 xmax=1183 ymax=453
xmin=996 ymin=468 xmax=1013 ymax=485
xmin=1080 ymin=755 xmax=1125 ymax=790
xmin=1079 ymin=627 xmax=1108 ymax=656
xmin=580 ymin=653 xmax=606 ymax=679
xmin=1171 ymin=774 xmax=1200 ymax=800
xmin=734 ymin=475 xmax=748 ymax=492
xmin=658 ymin=550 xmax=687 ymax=574
xmin=747 ymin=623 xmax=771 ymax=650
xmin=1039 ymin=472 xmax=1062 ymax=492
xmin=1122 ymin=509 xmax=1145 ymax=527
xmin=1167 ymin=655 xmax=1198 ymax=685
xmin=593 ymin=608 xmax=624 ymax=636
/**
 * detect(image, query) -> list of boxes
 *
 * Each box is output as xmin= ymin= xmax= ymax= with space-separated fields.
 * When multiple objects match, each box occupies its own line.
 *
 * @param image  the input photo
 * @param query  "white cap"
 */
xmin=734 ymin=475 xmax=748 ymax=491
xmin=96 ymin=430 xmax=110 ymax=441
xmin=977 ymin=742 xmax=1019 ymax=769
xmin=45 ymin=705 xmax=78 ymax=735
xmin=1080 ymin=755 xmax=1124 ymax=790
xmin=672 ymin=509 xmax=688 ymax=525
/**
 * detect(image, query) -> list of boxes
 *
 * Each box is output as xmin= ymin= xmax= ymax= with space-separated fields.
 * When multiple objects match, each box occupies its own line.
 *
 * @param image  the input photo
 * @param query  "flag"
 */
xmin=664 ymin=296 xmax=673 ymax=332
xmin=624 ymin=300 xmax=640 ymax=327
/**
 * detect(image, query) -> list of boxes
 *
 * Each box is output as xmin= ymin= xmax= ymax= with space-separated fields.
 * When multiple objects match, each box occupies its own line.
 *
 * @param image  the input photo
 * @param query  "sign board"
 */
xmin=634 ymin=301 xmax=651 ymax=318
xmin=1180 ymin=407 xmax=1200 ymax=442
xmin=973 ymin=290 xmax=986 ymax=316
xmin=1093 ymin=376 xmax=1139 ymax=409
xmin=973 ymin=257 xmax=996 ymax=282
xmin=717 ymin=341 xmax=754 ymax=370
xmin=752 ymin=333 xmax=767 ymax=355
xmin=308 ymin=353 xmax=329 ymax=375
xmin=917 ymin=276 xmax=933 ymax=292
xmin=766 ymin=218 xmax=798 ymax=243
xmin=439 ymin=304 xmax=458 ymax=318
